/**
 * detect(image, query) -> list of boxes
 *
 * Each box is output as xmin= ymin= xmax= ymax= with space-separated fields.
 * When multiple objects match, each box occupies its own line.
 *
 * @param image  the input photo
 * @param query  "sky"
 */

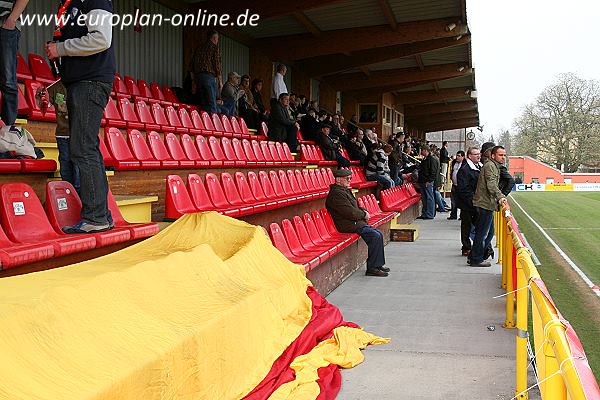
xmin=466 ymin=0 xmax=600 ymax=139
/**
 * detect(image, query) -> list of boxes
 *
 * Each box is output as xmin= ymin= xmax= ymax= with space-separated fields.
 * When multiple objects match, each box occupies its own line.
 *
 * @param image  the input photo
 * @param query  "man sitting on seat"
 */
xmin=325 ymin=169 xmax=389 ymax=277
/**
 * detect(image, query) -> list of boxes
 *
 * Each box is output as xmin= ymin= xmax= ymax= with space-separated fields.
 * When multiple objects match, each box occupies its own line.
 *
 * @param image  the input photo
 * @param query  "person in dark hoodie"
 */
xmin=325 ymin=169 xmax=388 ymax=277
xmin=45 ymin=0 xmax=115 ymax=234
xmin=456 ymin=146 xmax=482 ymax=256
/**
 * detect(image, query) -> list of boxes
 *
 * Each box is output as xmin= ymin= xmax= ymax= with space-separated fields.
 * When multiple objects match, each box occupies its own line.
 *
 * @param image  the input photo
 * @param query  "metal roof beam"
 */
xmin=406 ymin=110 xmax=480 ymax=125
xmin=420 ymin=117 xmax=480 ymax=132
xmin=404 ymin=100 xmax=478 ymax=117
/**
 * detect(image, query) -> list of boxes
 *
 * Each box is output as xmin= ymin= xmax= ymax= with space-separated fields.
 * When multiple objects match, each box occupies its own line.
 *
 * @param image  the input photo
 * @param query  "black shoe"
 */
xmin=471 ymin=261 xmax=491 ymax=268
xmin=366 ymin=269 xmax=388 ymax=277
xmin=484 ymin=248 xmax=495 ymax=260
xmin=378 ymin=266 xmax=390 ymax=272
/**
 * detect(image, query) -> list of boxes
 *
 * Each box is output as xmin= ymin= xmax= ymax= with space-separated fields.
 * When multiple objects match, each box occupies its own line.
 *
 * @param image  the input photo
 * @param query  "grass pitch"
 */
xmin=509 ymin=191 xmax=600 ymax=380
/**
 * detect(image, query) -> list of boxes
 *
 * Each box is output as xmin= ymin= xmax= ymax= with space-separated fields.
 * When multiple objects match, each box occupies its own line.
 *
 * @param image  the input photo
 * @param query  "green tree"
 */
xmin=513 ymin=73 xmax=600 ymax=172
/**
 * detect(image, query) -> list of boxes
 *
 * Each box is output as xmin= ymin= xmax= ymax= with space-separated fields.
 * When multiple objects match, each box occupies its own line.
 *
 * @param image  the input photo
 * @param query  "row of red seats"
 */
xmin=165 ymin=168 xmax=335 ymax=220
xmin=268 ymin=199 xmax=395 ymax=271
xmin=17 ymin=53 xmax=190 ymax=111
xmin=348 ymin=166 xmax=378 ymax=189
xmin=0 ymin=181 xmax=158 ymax=270
xmin=102 ymin=128 xmax=305 ymax=171
xmin=299 ymin=144 xmax=359 ymax=167
xmin=0 ymin=120 xmax=58 ymax=174
xmin=379 ymin=183 xmax=421 ymax=212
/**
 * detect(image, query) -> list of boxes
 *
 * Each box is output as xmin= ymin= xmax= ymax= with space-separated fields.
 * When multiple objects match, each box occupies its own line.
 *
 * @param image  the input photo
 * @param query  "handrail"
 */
xmin=496 ymin=206 xmax=600 ymax=400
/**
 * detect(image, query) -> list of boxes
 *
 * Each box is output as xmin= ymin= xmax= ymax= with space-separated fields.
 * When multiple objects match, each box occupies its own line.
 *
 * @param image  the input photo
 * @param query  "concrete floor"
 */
xmin=328 ymin=214 xmax=540 ymax=400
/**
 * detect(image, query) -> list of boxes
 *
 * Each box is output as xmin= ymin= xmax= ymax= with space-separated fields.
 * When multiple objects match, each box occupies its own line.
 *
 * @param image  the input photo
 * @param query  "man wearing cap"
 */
xmin=470 ymin=144 xmax=509 ymax=267
xmin=326 ymin=169 xmax=389 ymax=277
xmin=220 ymin=71 xmax=243 ymax=116
xmin=318 ymin=122 xmax=350 ymax=167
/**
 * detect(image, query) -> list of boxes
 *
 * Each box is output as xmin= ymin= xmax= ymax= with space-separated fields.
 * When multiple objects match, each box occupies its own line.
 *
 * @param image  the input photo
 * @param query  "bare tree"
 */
xmin=513 ymin=73 xmax=600 ymax=172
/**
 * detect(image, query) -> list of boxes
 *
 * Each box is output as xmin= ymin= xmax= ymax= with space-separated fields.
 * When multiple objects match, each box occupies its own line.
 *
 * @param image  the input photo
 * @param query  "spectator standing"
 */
xmin=300 ymin=108 xmax=319 ymax=141
xmin=268 ymin=93 xmax=298 ymax=152
xmin=45 ymin=0 xmax=115 ymax=233
xmin=440 ymin=141 xmax=450 ymax=180
xmin=190 ymin=31 xmax=222 ymax=114
xmin=448 ymin=151 xmax=465 ymax=220
xmin=238 ymin=75 xmax=260 ymax=129
xmin=456 ymin=147 xmax=481 ymax=256
xmin=0 ymin=0 xmax=29 ymax=126
xmin=270 ymin=63 xmax=288 ymax=107
xmin=250 ymin=78 xmax=268 ymax=118
xmin=326 ymin=169 xmax=389 ymax=277
xmin=416 ymin=145 xmax=436 ymax=219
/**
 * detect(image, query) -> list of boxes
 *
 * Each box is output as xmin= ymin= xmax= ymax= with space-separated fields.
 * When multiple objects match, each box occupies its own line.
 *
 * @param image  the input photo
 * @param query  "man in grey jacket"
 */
xmin=470 ymin=145 xmax=509 ymax=267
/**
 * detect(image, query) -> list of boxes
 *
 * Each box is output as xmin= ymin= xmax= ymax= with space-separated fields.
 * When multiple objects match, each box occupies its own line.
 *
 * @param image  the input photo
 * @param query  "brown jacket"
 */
xmin=325 ymin=184 xmax=368 ymax=233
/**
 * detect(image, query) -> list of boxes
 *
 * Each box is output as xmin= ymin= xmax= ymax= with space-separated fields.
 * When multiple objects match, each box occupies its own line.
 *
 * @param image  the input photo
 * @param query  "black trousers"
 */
xmin=460 ymin=208 xmax=478 ymax=251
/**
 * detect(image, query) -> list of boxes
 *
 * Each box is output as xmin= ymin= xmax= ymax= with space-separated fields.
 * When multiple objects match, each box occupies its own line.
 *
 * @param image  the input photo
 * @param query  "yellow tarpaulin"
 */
xmin=0 ymin=212 xmax=387 ymax=399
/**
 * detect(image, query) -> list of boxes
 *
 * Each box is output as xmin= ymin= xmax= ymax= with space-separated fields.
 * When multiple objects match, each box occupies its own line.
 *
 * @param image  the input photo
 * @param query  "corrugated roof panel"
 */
xmin=305 ymin=0 xmax=387 ymax=31
xmin=390 ymin=0 xmax=461 ymax=23
xmin=436 ymin=75 xmax=474 ymax=89
xmin=367 ymin=57 xmax=419 ymax=71
xmin=421 ymin=45 xmax=469 ymax=66
xmin=396 ymin=83 xmax=436 ymax=92
xmin=238 ymin=15 xmax=307 ymax=38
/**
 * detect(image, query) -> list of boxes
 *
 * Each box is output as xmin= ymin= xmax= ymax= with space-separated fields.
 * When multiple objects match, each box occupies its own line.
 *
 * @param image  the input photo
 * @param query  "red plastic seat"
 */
xmin=220 ymin=114 xmax=235 ymax=136
xmin=268 ymin=222 xmax=319 ymax=270
xmin=103 ymin=98 xmax=127 ymax=128
xmin=281 ymin=219 xmax=329 ymax=263
xmin=208 ymin=136 xmax=236 ymax=167
xmin=212 ymin=113 xmax=231 ymax=137
xmin=221 ymin=173 xmax=253 ymax=215
xmin=195 ymin=136 xmax=222 ymax=167
xmin=292 ymin=215 xmax=335 ymax=257
xmin=28 ymin=53 xmax=55 ymax=84
xmin=319 ymin=208 xmax=359 ymax=244
xmin=190 ymin=110 xmax=207 ymax=134
xmin=126 ymin=129 xmax=161 ymax=168
xmin=104 ymin=127 xmax=141 ymax=170
xmin=201 ymin=111 xmax=223 ymax=136
xmin=280 ymin=170 xmax=303 ymax=198
xmin=0 ymin=160 xmax=22 ymax=173
xmin=151 ymin=103 xmax=173 ymax=132
xmin=5 ymin=86 xmax=31 ymax=117
xmin=137 ymin=80 xmax=158 ymax=104
xmin=0 ymin=182 xmax=96 ymax=256
xmin=45 ymin=181 xmax=131 ymax=247
xmin=165 ymin=105 xmax=188 ymax=134
xmin=230 ymin=116 xmax=244 ymax=137
xmin=23 ymin=79 xmax=56 ymax=121
xmin=310 ymin=210 xmax=355 ymax=250
xmin=162 ymin=85 xmax=181 ymax=107
xmin=276 ymin=170 xmax=300 ymax=199
xmin=150 ymin=83 xmax=172 ymax=106
xmin=113 ymin=74 xmax=130 ymax=100
xmin=16 ymin=52 xmax=32 ymax=82
xmin=204 ymin=173 xmax=238 ymax=217
xmin=242 ymin=139 xmax=262 ymax=166
xmin=262 ymin=171 xmax=288 ymax=205
xmin=98 ymin=133 xmax=116 ymax=168
xmin=165 ymin=175 xmax=198 ymax=220
xmin=261 ymin=141 xmax=277 ymax=163
xmin=178 ymin=108 xmax=203 ymax=135
xmin=124 ymin=75 xmax=149 ymax=102
xmin=259 ymin=121 xmax=268 ymax=137
xmin=117 ymin=97 xmax=144 ymax=130
xmin=253 ymin=140 xmax=274 ymax=166
xmin=164 ymin=133 xmax=195 ymax=168
xmin=134 ymin=100 xmax=160 ymax=131
xmin=146 ymin=131 xmax=179 ymax=168
xmin=187 ymin=174 xmax=215 ymax=212
xmin=0 ymin=222 xmax=54 ymax=269
xmin=232 ymin=138 xmax=256 ymax=167
xmin=234 ymin=172 xmax=267 ymax=213
xmin=180 ymin=134 xmax=210 ymax=168
xmin=247 ymin=171 xmax=277 ymax=209
xmin=107 ymin=191 xmax=159 ymax=239
xmin=302 ymin=213 xmax=343 ymax=251
xmin=221 ymin=137 xmax=246 ymax=167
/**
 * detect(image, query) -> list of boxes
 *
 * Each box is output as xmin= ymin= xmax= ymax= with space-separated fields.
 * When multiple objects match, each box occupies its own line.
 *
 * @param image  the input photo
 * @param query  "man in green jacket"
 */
xmin=470 ymin=145 xmax=509 ymax=267
xmin=325 ymin=169 xmax=389 ymax=277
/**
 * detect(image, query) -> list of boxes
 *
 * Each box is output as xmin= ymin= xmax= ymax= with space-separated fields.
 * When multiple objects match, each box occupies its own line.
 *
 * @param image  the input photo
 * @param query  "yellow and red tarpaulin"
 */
xmin=0 ymin=212 xmax=388 ymax=399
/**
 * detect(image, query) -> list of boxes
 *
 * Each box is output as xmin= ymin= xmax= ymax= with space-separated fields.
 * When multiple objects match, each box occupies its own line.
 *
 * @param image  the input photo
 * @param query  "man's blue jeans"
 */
xmin=357 ymin=225 xmax=385 ymax=270
xmin=367 ymin=174 xmax=395 ymax=189
xmin=471 ymin=207 xmax=495 ymax=264
xmin=56 ymin=137 xmax=81 ymax=193
xmin=195 ymin=72 xmax=218 ymax=114
xmin=420 ymin=183 xmax=435 ymax=218
xmin=434 ymin=188 xmax=448 ymax=211
xmin=66 ymin=81 xmax=113 ymax=226
xmin=0 ymin=27 xmax=20 ymax=125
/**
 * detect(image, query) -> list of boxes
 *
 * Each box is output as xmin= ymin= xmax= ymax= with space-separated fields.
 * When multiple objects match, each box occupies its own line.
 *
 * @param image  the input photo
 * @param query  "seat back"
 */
xmin=268 ymin=171 xmax=287 ymax=198
xmin=27 ymin=53 xmax=54 ymax=83
xmin=0 ymin=182 xmax=59 ymax=242
xmin=201 ymin=111 xmax=216 ymax=132
xmin=181 ymin=134 xmax=202 ymax=160
xmin=239 ymin=117 xmax=250 ymax=135
xmin=204 ymin=173 xmax=231 ymax=209
xmin=208 ymin=136 xmax=227 ymax=161
xmin=247 ymin=172 xmax=267 ymax=201
xmin=231 ymin=138 xmax=247 ymax=161
xmin=300 ymin=144 xmax=310 ymax=162
xmin=220 ymin=114 xmax=234 ymax=133
xmin=261 ymin=141 xmax=275 ymax=162
xmin=268 ymin=222 xmax=295 ymax=259
xmin=165 ymin=105 xmax=183 ymax=128
xmin=105 ymin=127 xmax=135 ymax=161
xmin=281 ymin=219 xmax=305 ymax=255
xmin=307 ymin=169 xmax=321 ymax=189
xmin=258 ymin=171 xmax=277 ymax=198
xmin=252 ymin=140 xmax=266 ymax=162
xmin=24 ymin=79 xmax=56 ymax=114
xmin=165 ymin=132 xmax=190 ymax=161
xmin=124 ymin=75 xmax=142 ymax=97
xmin=16 ymin=52 xmax=32 ymax=81
xmin=195 ymin=136 xmax=216 ymax=161
xmin=104 ymin=98 xmax=122 ymax=120
xmin=150 ymin=83 xmax=167 ymax=102
xmin=302 ymin=213 xmax=326 ymax=245
xmin=314 ymin=169 xmax=327 ymax=188
xmin=179 ymin=108 xmax=195 ymax=129
xmin=276 ymin=142 xmax=289 ymax=161
xmin=325 ymin=168 xmax=335 ymax=184
xmin=277 ymin=170 xmax=295 ymax=196
xmin=151 ymin=103 xmax=169 ymax=125
xmin=98 ymin=133 xmax=116 ymax=166
xmin=292 ymin=216 xmax=318 ymax=249
xmin=137 ymin=80 xmax=154 ymax=99
xmin=220 ymin=173 xmax=244 ymax=206
xmin=127 ymin=129 xmax=156 ymax=161
xmin=146 ymin=131 xmax=173 ymax=162
xmin=301 ymin=169 xmax=315 ymax=191
xmin=221 ymin=137 xmax=238 ymax=161
xmin=187 ymin=174 xmax=214 ymax=211
xmin=230 ymin=116 xmax=243 ymax=134
xmin=190 ymin=110 xmax=206 ymax=130
xmin=113 ymin=74 xmax=129 ymax=96
xmin=268 ymin=142 xmax=281 ymax=161
xmin=320 ymin=208 xmax=342 ymax=236
xmin=45 ymin=180 xmax=82 ymax=231
xmin=286 ymin=170 xmax=302 ymax=195
xmin=294 ymin=170 xmax=310 ymax=192
xmin=242 ymin=139 xmax=257 ymax=162
xmin=165 ymin=175 xmax=198 ymax=219
xmin=135 ymin=100 xmax=156 ymax=125
xmin=311 ymin=210 xmax=334 ymax=241
xmin=234 ymin=172 xmax=257 ymax=203
xmin=118 ymin=97 xmax=141 ymax=124
xmin=212 ymin=113 xmax=225 ymax=132
xmin=162 ymin=85 xmax=180 ymax=103
xmin=259 ymin=121 xmax=268 ymax=136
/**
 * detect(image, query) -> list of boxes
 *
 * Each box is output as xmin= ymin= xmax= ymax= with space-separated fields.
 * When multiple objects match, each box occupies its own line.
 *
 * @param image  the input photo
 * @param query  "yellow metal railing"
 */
xmin=496 ymin=207 xmax=600 ymax=400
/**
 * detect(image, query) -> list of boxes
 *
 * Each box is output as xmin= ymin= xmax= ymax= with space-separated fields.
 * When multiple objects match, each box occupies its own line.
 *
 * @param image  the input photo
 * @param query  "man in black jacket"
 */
xmin=268 ymin=93 xmax=298 ymax=152
xmin=456 ymin=147 xmax=481 ymax=256
xmin=45 ymin=0 xmax=115 ymax=233
xmin=325 ymin=169 xmax=388 ymax=277
xmin=416 ymin=145 xmax=436 ymax=219
xmin=318 ymin=122 xmax=350 ymax=167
